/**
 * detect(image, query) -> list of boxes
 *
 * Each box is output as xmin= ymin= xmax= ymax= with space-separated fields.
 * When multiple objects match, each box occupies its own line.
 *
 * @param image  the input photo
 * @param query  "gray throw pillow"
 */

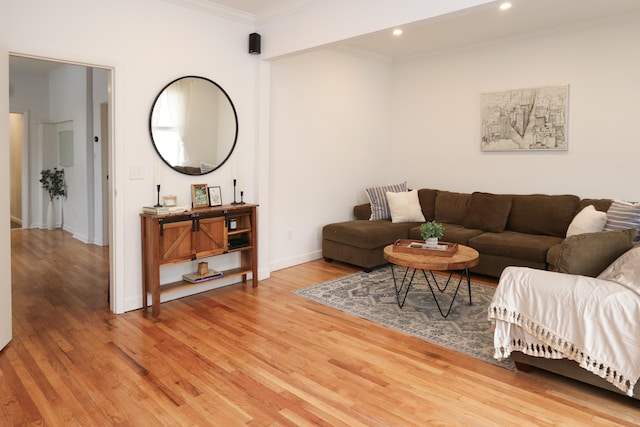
xmin=365 ymin=182 xmax=407 ymax=221
xmin=603 ymin=200 xmax=640 ymax=243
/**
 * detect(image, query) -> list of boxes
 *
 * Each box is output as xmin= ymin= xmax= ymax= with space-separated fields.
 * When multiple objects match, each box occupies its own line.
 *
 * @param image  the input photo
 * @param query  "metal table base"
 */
xmin=390 ymin=265 xmax=473 ymax=318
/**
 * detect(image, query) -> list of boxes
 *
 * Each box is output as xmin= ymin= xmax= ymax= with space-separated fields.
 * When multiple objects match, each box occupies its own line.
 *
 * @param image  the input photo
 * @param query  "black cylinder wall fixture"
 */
xmin=249 ymin=33 xmax=261 ymax=54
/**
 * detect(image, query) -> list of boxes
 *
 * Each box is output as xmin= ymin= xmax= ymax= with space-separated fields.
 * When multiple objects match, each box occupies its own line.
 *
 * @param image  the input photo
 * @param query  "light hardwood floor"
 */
xmin=2 ymin=229 xmax=639 ymax=426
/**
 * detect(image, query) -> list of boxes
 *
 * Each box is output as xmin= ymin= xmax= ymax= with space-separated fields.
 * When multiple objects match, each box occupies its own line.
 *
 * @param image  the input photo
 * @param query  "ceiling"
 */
xmin=10 ymin=0 xmax=640 ymax=75
xmin=339 ymin=0 xmax=640 ymax=59
xmin=166 ymin=0 xmax=640 ymax=59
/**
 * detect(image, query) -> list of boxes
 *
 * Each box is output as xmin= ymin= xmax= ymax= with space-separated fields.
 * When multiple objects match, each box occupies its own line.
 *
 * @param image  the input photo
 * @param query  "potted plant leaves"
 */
xmin=420 ymin=220 xmax=444 ymax=248
xmin=40 ymin=168 xmax=67 ymax=230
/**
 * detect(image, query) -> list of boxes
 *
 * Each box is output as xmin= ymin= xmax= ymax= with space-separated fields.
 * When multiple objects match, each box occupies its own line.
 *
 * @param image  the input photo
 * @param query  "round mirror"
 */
xmin=149 ymin=76 xmax=238 ymax=175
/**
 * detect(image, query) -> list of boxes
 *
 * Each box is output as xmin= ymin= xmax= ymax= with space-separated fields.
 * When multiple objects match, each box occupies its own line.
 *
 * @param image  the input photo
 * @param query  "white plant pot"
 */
xmin=425 ymin=237 xmax=438 ymax=248
xmin=47 ymin=200 xmax=55 ymax=230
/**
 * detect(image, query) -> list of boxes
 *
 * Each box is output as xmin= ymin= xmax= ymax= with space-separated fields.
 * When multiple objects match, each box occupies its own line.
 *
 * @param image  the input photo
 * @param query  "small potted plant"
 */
xmin=420 ymin=220 xmax=444 ymax=248
xmin=40 ymin=168 xmax=67 ymax=230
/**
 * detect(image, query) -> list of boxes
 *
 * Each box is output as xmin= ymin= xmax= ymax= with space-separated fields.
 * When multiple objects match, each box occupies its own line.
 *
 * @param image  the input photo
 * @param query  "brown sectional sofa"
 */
xmin=322 ymin=189 xmax=614 ymax=278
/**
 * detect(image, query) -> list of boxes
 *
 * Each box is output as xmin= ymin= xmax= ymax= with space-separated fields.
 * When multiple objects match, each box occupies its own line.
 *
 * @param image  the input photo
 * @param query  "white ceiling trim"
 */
xmin=161 ymin=0 xmax=255 ymax=24
xmin=254 ymin=0 xmax=329 ymax=26
xmin=160 ymin=0 xmax=328 ymax=25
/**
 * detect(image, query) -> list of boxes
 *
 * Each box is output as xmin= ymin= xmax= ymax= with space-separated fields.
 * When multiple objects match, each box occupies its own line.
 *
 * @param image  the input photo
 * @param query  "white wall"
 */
xmin=4 ymin=0 xmax=637 ymax=315
xmin=8 ymin=67 xmax=49 ymax=228
xmin=92 ymin=67 xmax=110 ymax=246
xmin=1 ymin=0 xmax=256 ymax=313
xmin=268 ymin=48 xmax=393 ymax=270
xmin=0 ymin=45 xmax=12 ymax=350
xmin=391 ymin=14 xmax=640 ymax=200
xmin=265 ymin=13 xmax=640 ymax=271
xmin=9 ymin=114 xmax=22 ymax=224
xmin=4 ymin=0 xmax=494 ymax=315
xmin=48 ymin=65 xmax=89 ymax=240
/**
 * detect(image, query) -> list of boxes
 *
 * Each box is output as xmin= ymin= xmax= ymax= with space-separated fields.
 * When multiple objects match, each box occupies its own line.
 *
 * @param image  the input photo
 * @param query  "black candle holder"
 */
xmin=239 ymin=190 xmax=245 ymax=205
xmin=154 ymin=184 xmax=162 ymax=207
xmin=231 ymin=179 xmax=239 ymax=205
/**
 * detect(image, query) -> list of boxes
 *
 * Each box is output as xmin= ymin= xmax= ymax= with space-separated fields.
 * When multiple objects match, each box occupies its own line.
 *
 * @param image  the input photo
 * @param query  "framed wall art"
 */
xmin=208 ymin=186 xmax=222 ymax=207
xmin=191 ymin=184 xmax=209 ymax=208
xmin=481 ymin=84 xmax=569 ymax=152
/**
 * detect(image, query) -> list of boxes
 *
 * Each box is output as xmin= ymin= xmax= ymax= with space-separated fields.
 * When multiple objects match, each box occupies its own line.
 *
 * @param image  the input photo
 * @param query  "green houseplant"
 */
xmin=40 ymin=168 xmax=67 ymax=230
xmin=420 ymin=220 xmax=444 ymax=248
xmin=40 ymin=168 xmax=67 ymax=201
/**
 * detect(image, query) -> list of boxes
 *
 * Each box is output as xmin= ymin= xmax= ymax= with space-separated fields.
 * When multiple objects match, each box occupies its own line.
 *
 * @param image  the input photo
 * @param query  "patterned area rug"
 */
xmin=294 ymin=265 xmax=515 ymax=370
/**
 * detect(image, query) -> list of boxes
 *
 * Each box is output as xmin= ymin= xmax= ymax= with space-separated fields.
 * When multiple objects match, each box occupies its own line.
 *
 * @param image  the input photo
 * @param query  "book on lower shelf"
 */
xmin=182 ymin=269 xmax=224 ymax=283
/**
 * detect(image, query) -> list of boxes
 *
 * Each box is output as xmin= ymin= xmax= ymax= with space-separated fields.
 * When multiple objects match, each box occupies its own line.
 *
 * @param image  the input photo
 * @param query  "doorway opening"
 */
xmin=9 ymin=54 xmax=114 ymax=311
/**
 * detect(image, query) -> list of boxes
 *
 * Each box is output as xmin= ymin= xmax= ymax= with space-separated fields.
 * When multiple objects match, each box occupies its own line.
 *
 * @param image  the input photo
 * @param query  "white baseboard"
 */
xmin=269 ymin=250 xmax=322 ymax=272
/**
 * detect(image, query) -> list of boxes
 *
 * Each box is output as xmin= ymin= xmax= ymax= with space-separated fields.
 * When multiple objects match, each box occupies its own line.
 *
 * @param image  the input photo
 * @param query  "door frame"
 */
xmin=1 ymin=46 xmax=12 ymax=351
xmin=7 ymin=52 xmax=121 ymax=316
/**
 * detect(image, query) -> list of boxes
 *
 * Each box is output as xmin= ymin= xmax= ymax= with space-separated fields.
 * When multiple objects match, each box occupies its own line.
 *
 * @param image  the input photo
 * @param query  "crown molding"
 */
xmin=161 ymin=0 xmax=255 ymax=24
xmin=161 ymin=0 xmax=328 ymax=25
xmin=254 ymin=0 xmax=329 ymax=26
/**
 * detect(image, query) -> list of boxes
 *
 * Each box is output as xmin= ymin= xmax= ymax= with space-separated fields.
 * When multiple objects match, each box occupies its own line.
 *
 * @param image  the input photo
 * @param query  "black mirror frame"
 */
xmin=148 ymin=75 xmax=239 ymax=176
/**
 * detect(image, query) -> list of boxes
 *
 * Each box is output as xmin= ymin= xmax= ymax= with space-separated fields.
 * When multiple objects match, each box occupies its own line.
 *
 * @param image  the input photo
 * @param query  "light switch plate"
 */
xmin=129 ymin=165 xmax=144 ymax=180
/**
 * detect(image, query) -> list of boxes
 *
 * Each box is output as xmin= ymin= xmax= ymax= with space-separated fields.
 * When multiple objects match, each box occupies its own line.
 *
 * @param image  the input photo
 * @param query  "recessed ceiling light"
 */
xmin=499 ymin=2 xmax=512 ymax=11
xmin=393 ymin=29 xmax=403 ymax=36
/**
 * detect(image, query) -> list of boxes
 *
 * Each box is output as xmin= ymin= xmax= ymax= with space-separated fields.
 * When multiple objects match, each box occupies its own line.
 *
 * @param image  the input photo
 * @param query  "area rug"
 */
xmin=294 ymin=266 xmax=515 ymax=370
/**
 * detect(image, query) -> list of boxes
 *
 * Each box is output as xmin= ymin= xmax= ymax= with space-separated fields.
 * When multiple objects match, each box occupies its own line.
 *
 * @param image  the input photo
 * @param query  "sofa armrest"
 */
xmin=550 ymin=229 xmax=635 ymax=277
xmin=354 ymin=203 xmax=371 ymax=220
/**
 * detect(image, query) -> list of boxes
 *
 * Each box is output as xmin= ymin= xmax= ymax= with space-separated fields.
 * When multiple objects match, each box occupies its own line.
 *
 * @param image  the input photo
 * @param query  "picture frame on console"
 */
xmin=191 ymin=184 xmax=209 ymax=208
xmin=208 ymin=186 xmax=222 ymax=207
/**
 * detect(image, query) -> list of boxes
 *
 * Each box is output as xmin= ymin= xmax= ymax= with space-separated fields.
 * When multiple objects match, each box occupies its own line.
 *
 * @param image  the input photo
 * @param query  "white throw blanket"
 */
xmin=489 ymin=267 xmax=640 ymax=396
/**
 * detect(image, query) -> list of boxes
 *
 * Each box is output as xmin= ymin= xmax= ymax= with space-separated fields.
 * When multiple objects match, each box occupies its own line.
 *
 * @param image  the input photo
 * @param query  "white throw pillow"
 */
xmin=597 ymin=246 xmax=640 ymax=293
xmin=566 ymin=205 xmax=607 ymax=237
xmin=386 ymin=189 xmax=425 ymax=223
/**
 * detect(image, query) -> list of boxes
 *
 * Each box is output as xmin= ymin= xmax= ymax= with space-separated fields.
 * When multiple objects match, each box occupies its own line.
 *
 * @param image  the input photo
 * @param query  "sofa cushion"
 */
xmin=417 ymin=188 xmax=438 ymax=221
xmin=408 ymin=223 xmax=484 ymax=245
xmin=506 ymin=194 xmax=580 ymax=237
xmin=603 ymin=200 xmax=640 ymax=243
xmin=469 ymin=231 xmax=563 ymax=263
xmin=387 ymin=189 xmax=425 ymax=223
xmin=322 ymin=220 xmax=414 ymax=249
xmin=566 ymin=205 xmax=607 ymax=237
xmin=577 ymin=199 xmax=612 ymax=215
xmin=434 ymin=191 xmax=471 ymax=225
xmin=555 ymin=230 xmax=635 ymax=277
xmin=365 ymin=182 xmax=407 ymax=221
xmin=597 ymin=246 xmax=640 ymax=290
xmin=463 ymin=192 xmax=512 ymax=233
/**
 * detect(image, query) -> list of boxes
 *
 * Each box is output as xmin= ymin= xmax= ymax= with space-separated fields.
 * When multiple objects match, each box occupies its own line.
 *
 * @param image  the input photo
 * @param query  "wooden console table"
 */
xmin=140 ymin=204 xmax=258 ymax=316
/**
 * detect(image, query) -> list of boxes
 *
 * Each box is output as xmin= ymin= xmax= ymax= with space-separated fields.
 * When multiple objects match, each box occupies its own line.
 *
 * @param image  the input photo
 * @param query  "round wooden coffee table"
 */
xmin=383 ymin=242 xmax=479 ymax=318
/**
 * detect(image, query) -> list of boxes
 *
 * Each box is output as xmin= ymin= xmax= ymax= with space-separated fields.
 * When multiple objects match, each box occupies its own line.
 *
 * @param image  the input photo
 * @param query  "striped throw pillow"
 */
xmin=603 ymin=200 xmax=640 ymax=243
xmin=365 ymin=182 xmax=407 ymax=221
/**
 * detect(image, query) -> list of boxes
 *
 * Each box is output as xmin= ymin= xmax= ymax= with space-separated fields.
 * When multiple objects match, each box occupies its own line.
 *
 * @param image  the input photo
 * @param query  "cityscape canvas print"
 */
xmin=481 ymin=85 xmax=569 ymax=151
